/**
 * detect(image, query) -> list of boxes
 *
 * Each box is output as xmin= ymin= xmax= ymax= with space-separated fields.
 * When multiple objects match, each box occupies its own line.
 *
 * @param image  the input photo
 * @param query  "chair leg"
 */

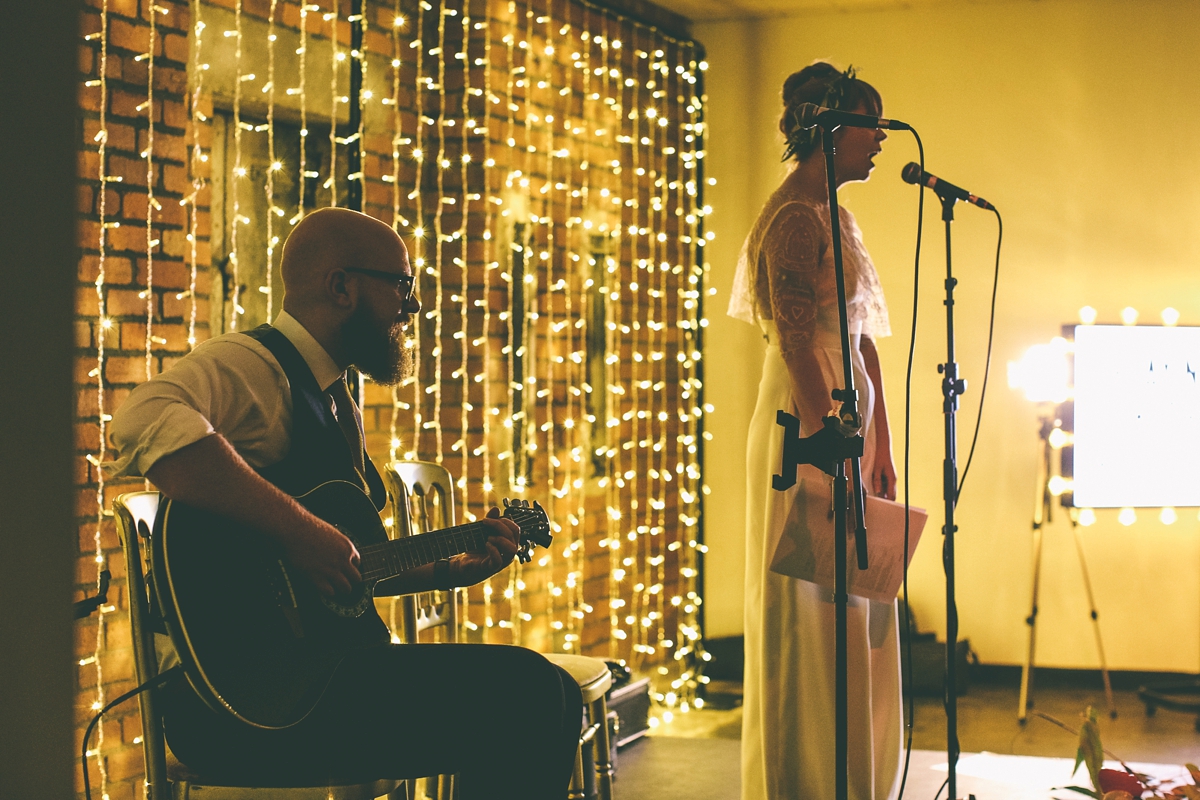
xmin=567 ymin=736 xmax=588 ymax=800
xmin=590 ymin=696 xmax=614 ymax=800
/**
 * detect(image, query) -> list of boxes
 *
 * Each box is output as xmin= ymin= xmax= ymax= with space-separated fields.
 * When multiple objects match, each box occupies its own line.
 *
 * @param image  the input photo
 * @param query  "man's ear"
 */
xmin=325 ymin=268 xmax=354 ymax=309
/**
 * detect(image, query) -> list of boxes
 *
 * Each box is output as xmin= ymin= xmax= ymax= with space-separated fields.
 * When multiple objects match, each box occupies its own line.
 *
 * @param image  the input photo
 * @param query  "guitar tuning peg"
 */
xmin=502 ymin=497 xmax=511 ymax=508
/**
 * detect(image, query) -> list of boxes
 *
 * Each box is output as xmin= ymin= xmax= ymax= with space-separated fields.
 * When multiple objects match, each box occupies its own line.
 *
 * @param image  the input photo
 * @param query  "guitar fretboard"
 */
xmin=357 ymin=523 xmax=492 ymax=582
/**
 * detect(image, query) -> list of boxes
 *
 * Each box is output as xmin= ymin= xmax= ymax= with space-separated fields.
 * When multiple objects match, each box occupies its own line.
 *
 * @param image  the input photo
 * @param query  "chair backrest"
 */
xmin=114 ymin=491 xmax=170 ymax=799
xmin=383 ymin=461 xmax=459 ymax=643
xmin=389 ymin=461 xmax=457 ymax=538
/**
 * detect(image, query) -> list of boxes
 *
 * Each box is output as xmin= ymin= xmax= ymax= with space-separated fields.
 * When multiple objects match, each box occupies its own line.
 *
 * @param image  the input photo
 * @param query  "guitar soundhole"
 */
xmin=319 ymin=587 xmax=372 ymax=618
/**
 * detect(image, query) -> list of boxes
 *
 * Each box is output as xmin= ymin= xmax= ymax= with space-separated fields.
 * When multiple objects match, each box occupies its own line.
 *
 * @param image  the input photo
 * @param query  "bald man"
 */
xmin=109 ymin=208 xmax=582 ymax=797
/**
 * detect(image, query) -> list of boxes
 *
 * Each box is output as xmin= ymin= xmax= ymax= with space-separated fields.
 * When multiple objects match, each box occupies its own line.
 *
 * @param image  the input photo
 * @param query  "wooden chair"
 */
xmin=383 ymin=462 xmax=616 ymax=800
xmin=114 ymin=491 xmax=401 ymax=800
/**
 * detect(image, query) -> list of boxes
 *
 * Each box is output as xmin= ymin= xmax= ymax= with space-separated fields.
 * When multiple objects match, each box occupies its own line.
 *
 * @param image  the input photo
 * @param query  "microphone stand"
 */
xmin=938 ymin=192 xmax=966 ymax=799
xmin=772 ymin=124 xmax=869 ymax=800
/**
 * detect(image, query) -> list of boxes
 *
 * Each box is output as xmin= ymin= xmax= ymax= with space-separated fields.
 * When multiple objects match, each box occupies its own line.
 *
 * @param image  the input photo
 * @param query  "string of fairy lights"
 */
xmin=473 ymin=5 xmax=495 ymax=635
xmin=142 ymin=5 xmax=159 ymax=383
xmin=351 ymin=8 xmax=368 ymax=208
xmin=229 ymin=0 xmax=244 ymax=330
xmin=431 ymin=0 xmax=448 ymax=464
xmin=456 ymin=1 xmax=474 ymax=635
xmin=388 ymin=2 xmax=408 ymax=464
xmin=265 ymin=0 xmax=278 ymax=320
xmin=81 ymin=5 xmax=712 ymax=768
xmin=186 ymin=0 xmax=205 ymax=350
xmin=327 ymin=5 xmax=340 ymax=208
xmin=82 ymin=2 xmax=112 ymax=792
xmin=409 ymin=0 xmax=426 ymax=463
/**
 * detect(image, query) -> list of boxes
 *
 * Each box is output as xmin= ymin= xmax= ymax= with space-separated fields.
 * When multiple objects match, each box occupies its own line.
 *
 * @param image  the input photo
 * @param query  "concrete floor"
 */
xmin=615 ymin=681 xmax=1200 ymax=799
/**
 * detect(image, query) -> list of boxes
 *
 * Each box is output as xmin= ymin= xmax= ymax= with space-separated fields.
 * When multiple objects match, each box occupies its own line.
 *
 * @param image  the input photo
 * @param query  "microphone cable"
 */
xmin=81 ymin=667 xmax=181 ymax=800
xmin=895 ymin=127 xmax=925 ymax=800
xmin=955 ymin=210 xmax=1004 ymax=501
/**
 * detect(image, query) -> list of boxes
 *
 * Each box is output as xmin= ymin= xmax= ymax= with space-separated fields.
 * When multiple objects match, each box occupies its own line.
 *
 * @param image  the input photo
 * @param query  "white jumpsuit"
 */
xmin=729 ymin=188 xmax=902 ymax=800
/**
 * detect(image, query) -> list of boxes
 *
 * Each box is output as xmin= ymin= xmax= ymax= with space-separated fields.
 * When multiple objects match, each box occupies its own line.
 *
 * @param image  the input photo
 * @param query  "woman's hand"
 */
xmin=872 ymin=440 xmax=897 ymax=500
xmin=448 ymin=506 xmax=521 ymax=587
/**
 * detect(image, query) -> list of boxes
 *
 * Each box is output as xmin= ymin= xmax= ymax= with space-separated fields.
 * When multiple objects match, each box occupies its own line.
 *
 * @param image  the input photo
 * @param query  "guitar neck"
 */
xmin=357 ymin=523 xmax=492 ymax=582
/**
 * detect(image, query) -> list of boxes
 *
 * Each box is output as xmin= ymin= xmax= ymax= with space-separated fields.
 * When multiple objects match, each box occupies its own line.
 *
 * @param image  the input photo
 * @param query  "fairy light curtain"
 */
xmin=79 ymin=4 xmax=709 ymax=785
xmin=370 ymin=0 xmax=711 ymax=714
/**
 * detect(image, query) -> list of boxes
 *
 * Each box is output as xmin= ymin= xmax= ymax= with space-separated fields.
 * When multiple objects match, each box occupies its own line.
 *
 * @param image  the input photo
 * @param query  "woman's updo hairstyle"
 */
xmin=779 ymin=62 xmax=882 ymax=162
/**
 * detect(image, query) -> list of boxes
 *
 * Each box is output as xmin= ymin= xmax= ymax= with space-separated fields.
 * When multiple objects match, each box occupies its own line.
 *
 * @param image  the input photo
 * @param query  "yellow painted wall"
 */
xmin=696 ymin=0 xmax=1200 ymax=671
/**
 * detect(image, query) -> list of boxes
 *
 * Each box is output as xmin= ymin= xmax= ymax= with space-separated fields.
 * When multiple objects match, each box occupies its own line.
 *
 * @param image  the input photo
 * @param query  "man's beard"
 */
xmin=345 ymin=306 xmax=414 ymax=386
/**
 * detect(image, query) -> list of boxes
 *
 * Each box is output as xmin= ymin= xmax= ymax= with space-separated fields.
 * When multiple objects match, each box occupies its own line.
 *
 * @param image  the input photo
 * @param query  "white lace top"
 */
xmin=728 ymin=184 xmax=890 ymax=354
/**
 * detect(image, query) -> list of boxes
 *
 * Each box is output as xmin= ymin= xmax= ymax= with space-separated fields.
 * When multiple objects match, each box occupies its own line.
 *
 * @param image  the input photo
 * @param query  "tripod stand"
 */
xmin=1017 ymin=415 xmax=1115 ymax=723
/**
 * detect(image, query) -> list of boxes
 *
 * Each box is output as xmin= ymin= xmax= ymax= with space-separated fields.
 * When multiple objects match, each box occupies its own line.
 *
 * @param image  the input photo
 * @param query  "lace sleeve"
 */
xmin=765 ymin=203 xmax=832 ymax=354
xmin=841 ymin=210 xmax=891 ymax=339
xmin=727 ymin=235 xmax=758 ymax=325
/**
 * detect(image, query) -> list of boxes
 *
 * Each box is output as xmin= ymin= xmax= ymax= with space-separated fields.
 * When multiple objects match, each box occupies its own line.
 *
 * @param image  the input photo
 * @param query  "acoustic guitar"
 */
xmin=151 ymin=479 xmax=551 ymax=729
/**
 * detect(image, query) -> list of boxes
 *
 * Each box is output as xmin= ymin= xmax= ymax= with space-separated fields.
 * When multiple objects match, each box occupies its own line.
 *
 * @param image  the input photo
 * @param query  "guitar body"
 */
xmin=152 ymin=480 xmax=390 ymax=730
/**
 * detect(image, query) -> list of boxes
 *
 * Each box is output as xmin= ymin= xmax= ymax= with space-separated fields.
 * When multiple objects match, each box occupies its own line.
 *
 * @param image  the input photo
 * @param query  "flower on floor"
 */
xmin=1057 ymin=706 xmax=1200 ymax=800
xmin=1097 ymin=768 xmax=1146 ymax=795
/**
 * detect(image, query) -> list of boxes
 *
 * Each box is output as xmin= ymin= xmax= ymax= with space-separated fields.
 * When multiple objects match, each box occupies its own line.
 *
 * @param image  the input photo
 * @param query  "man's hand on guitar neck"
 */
xmin=147 ymin=434 xmax=362 ymax=597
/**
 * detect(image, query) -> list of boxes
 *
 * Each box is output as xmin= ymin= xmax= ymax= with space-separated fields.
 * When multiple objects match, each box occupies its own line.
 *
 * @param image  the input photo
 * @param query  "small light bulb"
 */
xmin=1161 ymin=307 xmax=1180 ymax=326
xmin=1120 ymin=307 xmax=1139 ymax=326
xmin=1160 ymin=507 xmax=1177 ymax=525
xmin=1077 ymin=508 xmax=1096 ymax=527
xmin=1078 ymin=306 xmax=1097 ymax=325
xmin=1118 ymin=507 xmax=1137 ymax=526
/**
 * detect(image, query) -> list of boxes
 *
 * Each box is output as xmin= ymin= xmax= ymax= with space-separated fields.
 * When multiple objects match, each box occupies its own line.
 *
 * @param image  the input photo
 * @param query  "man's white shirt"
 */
xmin=107 ymin=311 xmax=344 ymax=478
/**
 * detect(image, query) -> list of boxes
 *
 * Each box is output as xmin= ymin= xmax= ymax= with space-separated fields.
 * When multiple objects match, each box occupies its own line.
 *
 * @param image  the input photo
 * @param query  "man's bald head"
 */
xmin=280 ymin=207 xmax=408 ymax=312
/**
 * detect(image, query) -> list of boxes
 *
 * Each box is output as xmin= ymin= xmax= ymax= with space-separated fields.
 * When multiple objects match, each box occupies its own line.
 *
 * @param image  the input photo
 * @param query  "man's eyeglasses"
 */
xmin=343 ymin=267 xmax=417 ymax=304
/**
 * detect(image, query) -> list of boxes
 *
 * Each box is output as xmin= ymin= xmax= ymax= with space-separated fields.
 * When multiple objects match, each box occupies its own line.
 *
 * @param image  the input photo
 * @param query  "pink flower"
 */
xmin=1097 ymin=768 xmax=1145 ymax=797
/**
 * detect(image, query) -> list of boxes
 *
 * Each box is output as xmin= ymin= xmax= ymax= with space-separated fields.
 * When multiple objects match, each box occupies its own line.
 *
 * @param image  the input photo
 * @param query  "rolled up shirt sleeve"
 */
xmin=107 ymin=336 xmax=290 ymax=478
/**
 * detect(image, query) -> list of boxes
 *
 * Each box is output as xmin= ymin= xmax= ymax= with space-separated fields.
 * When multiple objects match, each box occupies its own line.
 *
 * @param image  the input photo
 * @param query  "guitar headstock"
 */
xmin=501 ymin=498 xmax=553 ymax=563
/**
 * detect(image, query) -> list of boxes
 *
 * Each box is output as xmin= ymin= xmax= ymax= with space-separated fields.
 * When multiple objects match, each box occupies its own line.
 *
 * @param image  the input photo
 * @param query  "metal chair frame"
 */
xmin=384 ymin=462 xmax=616 ymax=800
xmin=385 ymin=462 xmax=460 ymax=647
xmin=114 ymin=491 xmax=401 ymax=800
xmin=382 ymin=464 xmax=460 ymax=800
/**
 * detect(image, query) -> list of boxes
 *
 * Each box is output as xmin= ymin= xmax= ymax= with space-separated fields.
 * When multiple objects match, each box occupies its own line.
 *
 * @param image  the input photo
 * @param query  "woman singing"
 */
xmin=728 ymin=62 xmax=902 ymax=799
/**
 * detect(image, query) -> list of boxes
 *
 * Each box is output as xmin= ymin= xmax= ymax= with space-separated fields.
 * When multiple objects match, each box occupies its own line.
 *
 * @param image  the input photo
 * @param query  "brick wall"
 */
xmin=76 ymin=0 xmax=199 ymax=796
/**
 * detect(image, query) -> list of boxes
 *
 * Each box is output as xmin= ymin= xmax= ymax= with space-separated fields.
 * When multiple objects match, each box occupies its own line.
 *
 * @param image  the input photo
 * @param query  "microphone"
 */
xmin=792 ymin=102 xmax=912 ymax=131
xmin=901 ymin=162 xmax=995 ymax=210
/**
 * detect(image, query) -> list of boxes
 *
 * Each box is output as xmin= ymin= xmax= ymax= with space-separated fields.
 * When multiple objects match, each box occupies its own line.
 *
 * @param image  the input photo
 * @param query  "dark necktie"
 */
xmin=328 ymin=375 xmax=367 ymax=486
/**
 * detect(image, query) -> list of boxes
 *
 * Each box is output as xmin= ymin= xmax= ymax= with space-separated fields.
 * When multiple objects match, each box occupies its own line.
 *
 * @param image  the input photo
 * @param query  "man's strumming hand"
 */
xmin=285 ymin=518 xmax=362 ymax=597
